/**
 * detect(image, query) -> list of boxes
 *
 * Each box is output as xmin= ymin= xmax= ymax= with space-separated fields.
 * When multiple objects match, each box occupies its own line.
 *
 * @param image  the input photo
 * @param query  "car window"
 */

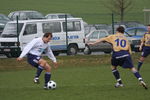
xmin=136 ymin=28 xmax=147 ymax=36
xmin=28 ymin=12 xmax=44 ymax=19
xmin=99 ymin=31 xmax=107 ymax=38
xmin=42 ymin=22 xmax=61 ymax=33
xmin=12 ymin=12 xmax=19 ymax=20
xmin=63 ymin=21 xmax=81 ymax=32
xmin=89 ymin=31 xmax=99 ymax=39
xmin=58 ymin=14 xmax=73 ymax=18
xmin=58 ymin=15 xmax=66 ymax=18
xmin=126 ymin=29 xmax=136 ymax=36
xmin=47 ymin=15 xmax=58 ymax=19
xmin=23 ymin=24 xmax=37 ymax=35
xmin=1 ymin=23 xmax=24 ymax=37
xmin=20 ymin=13 xmax=27 ymax=20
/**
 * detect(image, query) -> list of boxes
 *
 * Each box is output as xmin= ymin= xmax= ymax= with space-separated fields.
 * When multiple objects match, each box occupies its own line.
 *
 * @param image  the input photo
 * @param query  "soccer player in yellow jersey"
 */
xmin=137 ymin=25 xmax=150 ymax=71
xmin=88 ymin=26 xmax=148 ymax=89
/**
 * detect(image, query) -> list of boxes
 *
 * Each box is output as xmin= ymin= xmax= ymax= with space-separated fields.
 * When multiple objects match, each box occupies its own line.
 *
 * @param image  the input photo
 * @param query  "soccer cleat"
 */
xmin=43 ymin=85 xmax=49 ymax=90
xmin=43 ymin=86 xmax=48 ymax=90
xmin=115 ymin=82 xmax=124 ymax=88
xmin=33 ymin=77 xmax=40 ymax=84
xmin=140 ymin=81 xmax=148 ymax=90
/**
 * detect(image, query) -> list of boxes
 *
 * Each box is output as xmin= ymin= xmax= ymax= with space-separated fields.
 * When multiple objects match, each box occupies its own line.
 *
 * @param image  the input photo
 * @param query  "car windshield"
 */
xmin=0 ymin=14 xmax=10 ymax=21
xmin=125 ymin=28 xmax=147 ymax=37
xmin=136 ymin=29 xmax=147 ymax=36
xmin=1 ymin=23 xmax=24 ymax=37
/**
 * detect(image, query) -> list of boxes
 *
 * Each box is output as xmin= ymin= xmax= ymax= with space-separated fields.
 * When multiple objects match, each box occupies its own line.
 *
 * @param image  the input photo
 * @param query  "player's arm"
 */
xmin=139 ymin=35 xmax=145 ymax=51
xmin=88 ymin=37 xmax=107 ymax=45
xmin=46 ymin=46 xmax=58 ymax=69
xmin=16 ymin=39 xmax=37 ymax=61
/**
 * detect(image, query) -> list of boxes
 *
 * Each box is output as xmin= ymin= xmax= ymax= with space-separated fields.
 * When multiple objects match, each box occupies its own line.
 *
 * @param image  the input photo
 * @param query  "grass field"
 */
xmin=0 ymin=0 xmax=150 ymax=23
xmin=0 ymin=53 xmax=150 ymax=100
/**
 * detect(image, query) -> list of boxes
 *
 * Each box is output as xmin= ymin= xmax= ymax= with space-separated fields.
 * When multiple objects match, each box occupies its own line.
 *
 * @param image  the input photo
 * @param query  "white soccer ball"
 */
xmin=47 ymin=80 xmax=57 ymax=89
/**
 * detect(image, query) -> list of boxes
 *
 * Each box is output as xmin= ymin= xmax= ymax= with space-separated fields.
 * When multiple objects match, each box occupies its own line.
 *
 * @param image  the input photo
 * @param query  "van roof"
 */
xmin=7 ymin=18 xmax=82 ymax=23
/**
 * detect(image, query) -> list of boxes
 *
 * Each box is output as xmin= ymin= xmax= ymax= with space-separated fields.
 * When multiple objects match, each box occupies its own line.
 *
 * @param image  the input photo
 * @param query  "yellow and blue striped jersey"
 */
xmin=102 ymin=33 xmax=131 ymax=52
xmin=141 ymin=32 xmax=150 ymax=46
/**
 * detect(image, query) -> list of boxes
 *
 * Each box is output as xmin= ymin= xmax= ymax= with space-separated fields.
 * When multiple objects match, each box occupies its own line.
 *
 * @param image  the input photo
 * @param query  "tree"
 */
xmin=104 ymin=0 xmax=133 ymax=22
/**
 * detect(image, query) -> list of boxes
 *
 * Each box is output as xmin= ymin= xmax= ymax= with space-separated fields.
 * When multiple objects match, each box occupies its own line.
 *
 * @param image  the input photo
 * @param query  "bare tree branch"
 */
xmin=102 ymin=0 xmax=133 ymax=21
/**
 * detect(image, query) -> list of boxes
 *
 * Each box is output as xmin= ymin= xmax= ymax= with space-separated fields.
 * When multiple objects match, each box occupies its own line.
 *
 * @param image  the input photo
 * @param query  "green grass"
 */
xmin=0 ymin=0 xmax=150 ymax=24
xmin=0 ymin=53 xmax=150 ymax=100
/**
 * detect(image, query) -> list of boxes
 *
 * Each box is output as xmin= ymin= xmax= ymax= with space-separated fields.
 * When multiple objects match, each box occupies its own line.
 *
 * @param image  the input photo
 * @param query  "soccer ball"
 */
xmin=47 ymin=80 xmax=57 ymax=89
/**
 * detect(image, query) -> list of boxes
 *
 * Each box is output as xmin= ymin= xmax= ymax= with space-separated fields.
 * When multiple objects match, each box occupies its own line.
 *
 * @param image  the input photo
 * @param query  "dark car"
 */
xmin=125 ymin=27 xmax=147 ymax=51
xmin=0 ymin=14 xmax=10 ymax=34
xmin=8 ymin=10 xmax=45 ymax=20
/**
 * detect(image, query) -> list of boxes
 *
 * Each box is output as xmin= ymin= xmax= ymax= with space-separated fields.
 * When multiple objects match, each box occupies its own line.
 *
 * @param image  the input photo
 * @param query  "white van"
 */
xmin=0 ymin=18 xmax=85 ymax=57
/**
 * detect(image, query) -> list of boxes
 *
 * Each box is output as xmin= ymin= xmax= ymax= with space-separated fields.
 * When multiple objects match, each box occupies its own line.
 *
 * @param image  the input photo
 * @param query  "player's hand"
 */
xmin=16 ymin=57 xmax=23 ymax=61
xmin=139 ymin=46 xmax=142 ymax=51
xmin=53 ymin=62 xmax=58 ymax=69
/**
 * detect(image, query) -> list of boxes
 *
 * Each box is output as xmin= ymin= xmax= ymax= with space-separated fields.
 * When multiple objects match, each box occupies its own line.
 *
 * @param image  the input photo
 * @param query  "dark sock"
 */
xmin=112 ymin=69 xmax=122 ymax=84
xmin=133 ymin=71 xmax=142 ymax=80
xmin=44 ymin=72 xmax=51 ymax=86
xmin=35 ymin=66 xmax=43 ymax=78
xmin=137 ymin=61 xmax=143 ymax=71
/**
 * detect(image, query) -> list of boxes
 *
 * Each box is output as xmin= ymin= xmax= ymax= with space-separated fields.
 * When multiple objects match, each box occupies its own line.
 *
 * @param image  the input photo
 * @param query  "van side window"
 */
xmin=63 ymin=21 xmax=81 ymax=32
xmin=42 ymin=22 xmax=61 ymax=33
xmin=23 ymin=24 xmax=37 ymax=35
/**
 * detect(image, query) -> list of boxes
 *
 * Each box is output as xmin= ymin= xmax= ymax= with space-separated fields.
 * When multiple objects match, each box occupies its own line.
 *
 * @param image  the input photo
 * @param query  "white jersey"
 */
xmin=19 ymin=37 xmax=57 ymax=62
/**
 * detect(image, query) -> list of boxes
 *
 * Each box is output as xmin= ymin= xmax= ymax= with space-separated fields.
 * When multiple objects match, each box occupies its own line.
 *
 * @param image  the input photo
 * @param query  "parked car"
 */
xmin=45 ymin=13 xmax=74 ymax=19
xmin=125 ymin=27 xmax=147 ymax=51
xmin=45 ymin=13 xmax=88 ymax=26
xmin=84 ymin=30 xmax=112 ymax=55
xmin=84 ymin=24 xmax=96 ymax=36
xmin=8 ymin=10 xmax=45 ymax=20
xmin=0 ymin=14 xmax=10 ymax=34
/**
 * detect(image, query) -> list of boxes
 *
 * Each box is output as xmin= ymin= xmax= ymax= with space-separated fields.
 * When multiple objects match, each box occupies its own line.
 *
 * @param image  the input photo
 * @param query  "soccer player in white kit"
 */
xmin=17 ymin=32 xmax=58 ymax=89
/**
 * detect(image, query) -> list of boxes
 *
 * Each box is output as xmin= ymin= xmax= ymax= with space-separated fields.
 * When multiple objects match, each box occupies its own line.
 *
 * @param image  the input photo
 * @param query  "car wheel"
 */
xmin=104 ymin=51 xmax=111 ymax=54
xmin=67 ymin=44 xmax=78 ymax=55
xmin=53 ymin=51 xmax=60 ymax=56
xmin=84 ymin=45 xmax=91 ymax=55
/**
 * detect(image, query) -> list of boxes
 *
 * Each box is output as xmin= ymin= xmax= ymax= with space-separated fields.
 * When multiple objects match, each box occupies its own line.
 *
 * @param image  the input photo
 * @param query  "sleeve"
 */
xmin=45 ymin=46 xmax=57 ymax=63
xmin=101 ymin=35 xmax=112 ymax=43
xmin=19 ymin=39 xmax=37 ymax=58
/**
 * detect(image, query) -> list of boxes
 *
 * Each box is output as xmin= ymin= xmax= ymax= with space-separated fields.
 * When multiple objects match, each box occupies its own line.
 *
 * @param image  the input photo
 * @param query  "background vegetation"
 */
xmin=0 ymin=0 xmax=150 ymax=24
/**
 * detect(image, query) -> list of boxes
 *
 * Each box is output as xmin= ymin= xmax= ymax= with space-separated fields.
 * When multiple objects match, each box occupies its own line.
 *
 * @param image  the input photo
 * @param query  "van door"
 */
xmin=20 ymin=23 xmax=39 ymax=50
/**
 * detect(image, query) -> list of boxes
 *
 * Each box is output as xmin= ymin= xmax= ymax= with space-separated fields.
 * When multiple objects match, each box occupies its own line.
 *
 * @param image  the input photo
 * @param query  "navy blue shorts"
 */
xmin=141 ymin=46 xmax=150 ymax=57
xmin=111 ymin=55 xmax=134 ymax=68
xmin=27 ymin=53 xmax=41 ymax=68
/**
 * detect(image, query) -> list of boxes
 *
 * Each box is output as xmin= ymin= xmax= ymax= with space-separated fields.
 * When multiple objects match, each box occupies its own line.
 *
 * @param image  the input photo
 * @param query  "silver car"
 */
xmin=8 ymin=10 xmax=45 ymax=20
xmin=45 ymin=13 xmax=74 ymax=19
xmin=84 ymin=30 xmax=112 ymax=55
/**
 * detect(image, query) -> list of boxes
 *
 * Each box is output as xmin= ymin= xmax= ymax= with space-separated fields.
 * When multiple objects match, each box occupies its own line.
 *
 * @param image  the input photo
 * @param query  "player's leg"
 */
xmin=137 ymin=56 xmax=145 ymax=71
xmin=26 ymin=54 xmax=43 ymax=84
xmin=130 ymin=67 xmax=148 ymax=89
xmin=111 ymin=58 xmax=124 ymax=87
xmin=38 ymin=59 xmax=52 ymax=88
xmin=137 ymin=46 xmax=150 ymax=71
xmin=111 ymin=66 xmax=124 ymax=87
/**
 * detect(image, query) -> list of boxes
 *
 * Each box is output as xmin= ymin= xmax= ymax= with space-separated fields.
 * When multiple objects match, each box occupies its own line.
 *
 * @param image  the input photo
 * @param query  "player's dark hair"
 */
xmin=116 ymin=26 xmax=124 ymax=33
xmin=43 ymin=32 xmax=53 ymax=38
xmin=147 ymin=24 xmax=150 ymax=26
